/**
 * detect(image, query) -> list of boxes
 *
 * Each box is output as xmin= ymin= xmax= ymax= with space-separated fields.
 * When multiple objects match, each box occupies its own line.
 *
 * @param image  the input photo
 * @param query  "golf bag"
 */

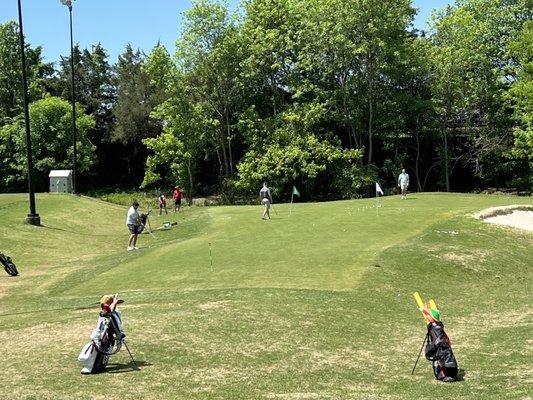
xmin=425 ymin=321 xmax=458 ymax=382
xmin=0 ymin=253 xmax=19 ymax=276
xmin=78 ymin=307 xmax=125 ymax=374
xmin=138 ymin=211 xmax=151 ymax=234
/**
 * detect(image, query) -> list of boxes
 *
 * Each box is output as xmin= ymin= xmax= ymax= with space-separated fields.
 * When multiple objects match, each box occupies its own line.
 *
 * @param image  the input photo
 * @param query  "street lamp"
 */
xmin=17 ymin=0 xmax=40 ymax=226
xmin=60 ymin=0 xmax=78 ymax=194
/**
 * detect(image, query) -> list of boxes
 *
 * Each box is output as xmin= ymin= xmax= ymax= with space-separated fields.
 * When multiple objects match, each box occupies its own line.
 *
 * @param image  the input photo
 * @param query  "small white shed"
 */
xmin=49 ymin=170 xmax=73 ymax=193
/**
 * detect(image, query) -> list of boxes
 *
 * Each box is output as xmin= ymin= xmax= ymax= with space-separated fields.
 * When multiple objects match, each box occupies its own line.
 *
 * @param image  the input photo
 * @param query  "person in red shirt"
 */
xmin=172 ymin=186 xmax=183 ymax=212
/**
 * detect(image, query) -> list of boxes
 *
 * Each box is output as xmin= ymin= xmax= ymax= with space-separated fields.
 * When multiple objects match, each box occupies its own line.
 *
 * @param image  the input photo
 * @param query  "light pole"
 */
xmin=60 ymin=0 xmax=77 ymax=194
xmin=17 ymin=0 xmax=40 ymax=226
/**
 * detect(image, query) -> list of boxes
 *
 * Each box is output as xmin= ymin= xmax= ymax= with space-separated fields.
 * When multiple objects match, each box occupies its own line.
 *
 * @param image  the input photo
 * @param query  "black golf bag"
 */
xmin=78 ymin=308 xmax=124 ymax=374
xmin=0 ymin=253 xmax=19 ymax=276
xmin=138 ymin=212 xmax=150 ymax=233
xmin=425 ymin=321 xmax=458 ymax=382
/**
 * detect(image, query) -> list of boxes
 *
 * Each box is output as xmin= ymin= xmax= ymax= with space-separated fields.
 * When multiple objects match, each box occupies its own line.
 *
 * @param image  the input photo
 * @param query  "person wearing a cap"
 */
xmin=126 ymin=201 xmax=142 ymax=251
xmin=172 ymin=186 xmax=183 ymax=212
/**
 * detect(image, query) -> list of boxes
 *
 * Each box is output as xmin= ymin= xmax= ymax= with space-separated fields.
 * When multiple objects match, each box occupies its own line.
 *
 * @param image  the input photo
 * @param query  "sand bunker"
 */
xmin=474 ymin=205 xmax=533 ymax=232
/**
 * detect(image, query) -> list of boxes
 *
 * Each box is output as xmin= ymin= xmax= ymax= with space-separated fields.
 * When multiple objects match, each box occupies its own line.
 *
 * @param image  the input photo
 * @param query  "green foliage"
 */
xmin=112 ymin=45 xmax=160 ymax=145
xmin=85 ymin=188 xmax=157 ymax=209
xmin=3 ymin=1 xmax=532 ymax=195
xmin=142 ymin=43 xmax=175 ymax=104
xmin=507 ymin=20 xmax=533 ymax=187
xmin=142 ymin=131 xmax=185 ymax=188
xmin=0 ymin=96 xmax=95 ymax=190
xmin=0 ymin=21 xmax=52 ymax=121
xmin=235 ymin=129 xmax=367 ymax=199
xmin=428 ymin=0 xmax=530 ymax=189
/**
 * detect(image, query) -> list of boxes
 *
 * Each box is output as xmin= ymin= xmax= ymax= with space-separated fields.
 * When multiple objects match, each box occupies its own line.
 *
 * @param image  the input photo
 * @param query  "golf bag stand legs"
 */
xmin=123 ymin=340 xmax=138 ymax=369
xmin=109 ymin=315 xmax=138 ymax=370
xmin=411 ymin=333 xmax=428 ymax=375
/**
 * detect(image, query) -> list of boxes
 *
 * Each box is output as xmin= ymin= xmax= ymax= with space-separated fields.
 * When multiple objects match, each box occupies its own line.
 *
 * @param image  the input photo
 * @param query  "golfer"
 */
xmin=172 ymin=186 xmax=183 ymax=212
xmin=158 ymin=193 xmax=168 ymax=215
xmin=259 ymin=182 xmax=273 ymax=220
xmin=398 ymin=168 xmax=410 ymax=199
xmin=126 ymin=201 xmax=142 ymax=251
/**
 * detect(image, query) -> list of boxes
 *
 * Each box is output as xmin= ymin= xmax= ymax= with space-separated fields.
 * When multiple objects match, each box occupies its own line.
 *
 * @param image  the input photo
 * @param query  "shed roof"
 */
xmin=49 ymin=170 xmax=72 ymax=178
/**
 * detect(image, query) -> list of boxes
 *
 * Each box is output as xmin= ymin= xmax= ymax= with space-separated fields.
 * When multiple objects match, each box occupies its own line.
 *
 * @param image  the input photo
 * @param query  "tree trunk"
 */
xmin=415 ymin=118 xmax=422 ymax=192
xmin=187 ymin=158 xmax=193 ymax=204
xmin=226 ymin=110 xmax=233 ymax=176
xmin=443 ymin=121 xmax=451 ymax=192
xmin=215 ymin=148 xmax=223 ymax=176
xmin=219 ymin=130 xmax=230 ymax=177
xmin=341 ymin=84 xmax=354 ymax=148
xmin=367 ymin=50 xmax=374 ymax=164
xmin=271 ymin=74 xmax=277 ymax=117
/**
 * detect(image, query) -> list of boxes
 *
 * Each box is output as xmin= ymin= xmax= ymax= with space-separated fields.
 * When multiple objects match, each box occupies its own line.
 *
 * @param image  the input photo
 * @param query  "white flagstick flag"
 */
xmin=375 ymin=182 xmax=384 ymax=196
xmin=375 ymin=182 xmax=383 ymax=217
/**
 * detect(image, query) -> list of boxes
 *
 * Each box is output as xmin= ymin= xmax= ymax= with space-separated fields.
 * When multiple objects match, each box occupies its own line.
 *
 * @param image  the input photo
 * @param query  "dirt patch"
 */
xmin=439 ymin=250 xmax=489 ymax=271
xmin=197 ymin=300 xmax=234 ymax=311
xmin=474 ymin=205 xmax=533 ymax=232
xmin=266 ymin=393 xmax=323 ymax=399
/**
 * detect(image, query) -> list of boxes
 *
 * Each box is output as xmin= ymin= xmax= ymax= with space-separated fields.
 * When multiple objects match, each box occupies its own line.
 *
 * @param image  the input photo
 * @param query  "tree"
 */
xmin=507 ymin=20 xmax=533 ymax=188
xmin=0 ymin=97 xmax=95 ymax=191
xmin=0 ymin=21 xmax=53 ymax=121
xmin=57 ymin=43 xmax=117 ymax=186
xmin=112 ymin=44 xmax=163 ymax=186
xmin=175 ymin=0 xmax=245 ymax=180
xmin=428 ymin=0 xmax=531 ymax=190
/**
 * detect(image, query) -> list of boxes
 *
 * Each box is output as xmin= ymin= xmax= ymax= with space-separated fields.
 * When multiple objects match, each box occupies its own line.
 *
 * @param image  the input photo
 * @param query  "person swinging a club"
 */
xmin=259 ymin=182 xmax=273 ymax=220
xmin=126 ymin=201 xmax=143 ymax=251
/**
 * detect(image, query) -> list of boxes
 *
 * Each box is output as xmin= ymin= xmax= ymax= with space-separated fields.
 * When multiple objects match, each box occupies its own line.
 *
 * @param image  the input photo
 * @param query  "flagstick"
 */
xmin=289 ymin=192 xmax=294 ymax=216
xmin=209 ymin=242 xmax=213 ymax=271
xmin=376 ymin=192 xmax=379 ymax=217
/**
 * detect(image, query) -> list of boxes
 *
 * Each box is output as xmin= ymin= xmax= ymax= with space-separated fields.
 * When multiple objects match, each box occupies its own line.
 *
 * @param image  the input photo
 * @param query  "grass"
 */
xmin=0 ymin=192 xmax=531 ymax=399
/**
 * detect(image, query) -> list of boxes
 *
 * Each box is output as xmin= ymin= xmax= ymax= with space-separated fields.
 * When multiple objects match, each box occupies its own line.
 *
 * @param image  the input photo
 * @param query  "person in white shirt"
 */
xmin=398 ymin=169 xmax=410 ymax=199
xmin=259 ymin=182 xmax=273 ymax=220
xmin=126 ymin=201 xmax=142 ymax=251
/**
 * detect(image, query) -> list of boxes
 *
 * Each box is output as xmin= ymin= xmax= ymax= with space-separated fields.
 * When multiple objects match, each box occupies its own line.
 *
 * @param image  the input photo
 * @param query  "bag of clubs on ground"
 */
xmin=0 ymin=253 xmax=19 ymax=276
xmin=412 ymin=292 xmax=458 ymax=382
xmin=425 ymin=320 xmax=459 ymax=381
xmin=78 ymin=295 xmax=126 ymax=374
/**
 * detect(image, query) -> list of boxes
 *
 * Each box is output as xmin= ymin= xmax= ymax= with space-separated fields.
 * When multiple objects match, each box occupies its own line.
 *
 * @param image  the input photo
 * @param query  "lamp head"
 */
xmin=60 ymin=0 xmax=73 ymax=10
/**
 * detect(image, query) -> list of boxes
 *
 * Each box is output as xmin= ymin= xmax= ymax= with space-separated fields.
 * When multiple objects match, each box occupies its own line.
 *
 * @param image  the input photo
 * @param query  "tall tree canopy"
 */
xmin=0 ymin=0 xmax=531 ymax=196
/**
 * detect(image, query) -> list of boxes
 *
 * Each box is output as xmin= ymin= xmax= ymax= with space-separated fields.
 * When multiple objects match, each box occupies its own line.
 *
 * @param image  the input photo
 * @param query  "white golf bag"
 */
xmin=78 ymin=309 xmax=124 ymax=374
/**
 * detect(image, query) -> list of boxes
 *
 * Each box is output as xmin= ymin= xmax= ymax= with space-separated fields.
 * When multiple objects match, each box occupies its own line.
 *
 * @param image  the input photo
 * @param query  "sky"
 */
xmin=0 ymin=0 xmax=454 ymax=65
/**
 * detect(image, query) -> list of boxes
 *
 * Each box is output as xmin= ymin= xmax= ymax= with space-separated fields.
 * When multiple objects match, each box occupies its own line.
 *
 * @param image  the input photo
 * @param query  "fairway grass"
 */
xmin=0 ymin=193 xmax=531 ymax=399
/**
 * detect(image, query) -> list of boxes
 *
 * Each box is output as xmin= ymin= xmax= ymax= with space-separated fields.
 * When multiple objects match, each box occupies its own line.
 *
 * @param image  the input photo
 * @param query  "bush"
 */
xmin=85 ymin=188 xmax=157 ymax=210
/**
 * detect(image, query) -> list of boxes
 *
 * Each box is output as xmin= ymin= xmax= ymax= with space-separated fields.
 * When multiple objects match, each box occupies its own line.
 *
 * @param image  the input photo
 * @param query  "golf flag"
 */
xmin=289 ymin=186 xmax=299 ymax=216
xmin=375 ymin=182 xmax=384 ymax=196
xmin=292 ymin=186 xmax=300 ymax=197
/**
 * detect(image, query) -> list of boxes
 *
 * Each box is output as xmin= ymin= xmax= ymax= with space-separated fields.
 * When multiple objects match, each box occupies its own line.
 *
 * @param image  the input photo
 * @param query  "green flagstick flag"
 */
xmin=289 ymin=186 xmax=300 ymax=216
xmin=292 ymin=186 xmax=300 ymax=197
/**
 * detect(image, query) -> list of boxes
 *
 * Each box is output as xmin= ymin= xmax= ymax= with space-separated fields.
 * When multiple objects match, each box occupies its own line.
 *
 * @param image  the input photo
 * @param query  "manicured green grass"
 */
xmin=0 ymin=193 xmax=531 ymax=399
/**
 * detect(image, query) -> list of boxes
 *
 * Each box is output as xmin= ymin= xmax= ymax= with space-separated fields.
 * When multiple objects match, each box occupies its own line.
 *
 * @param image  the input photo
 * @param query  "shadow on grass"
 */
xmin=105 ymin=360 xmax=152 ymax=374
xmin=456 ymin=368 xmax=466 ymax=381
